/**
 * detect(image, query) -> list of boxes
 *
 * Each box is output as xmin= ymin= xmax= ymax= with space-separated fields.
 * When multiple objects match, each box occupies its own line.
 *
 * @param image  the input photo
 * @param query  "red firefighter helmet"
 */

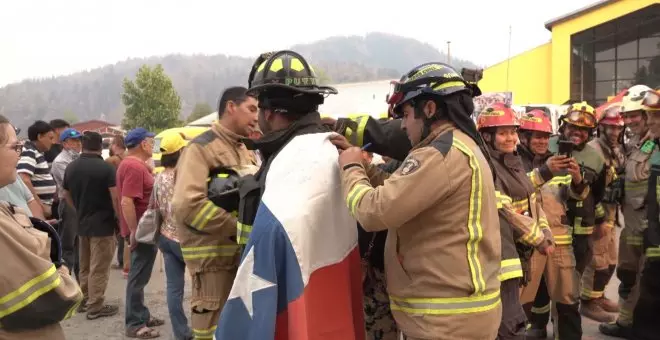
xmin=598 ymin=102 xmax=625 ymax=127
xmin=476 ymin=103 xmax=520 ymax=131
xmin=519 ymin=110 xmax=552 ymax=134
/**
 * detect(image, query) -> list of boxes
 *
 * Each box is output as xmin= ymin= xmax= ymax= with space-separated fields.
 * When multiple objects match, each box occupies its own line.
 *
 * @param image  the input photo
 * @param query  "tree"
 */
xmin=63 ymin=110 xmax=79 ymax=124
xmin=121 ymin=64 xmax=182 ymax=132
xmin=186 ymin=102 xmax=213 ymax=123
xmin=314 ymin=67 xmax=332 ymax=84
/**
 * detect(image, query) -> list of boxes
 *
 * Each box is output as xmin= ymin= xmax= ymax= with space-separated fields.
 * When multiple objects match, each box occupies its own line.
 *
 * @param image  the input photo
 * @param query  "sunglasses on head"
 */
xmin=566 ymin=110 xmax=595 ymax=127
xmin=643 ymin=91 xmax=660 ymax=110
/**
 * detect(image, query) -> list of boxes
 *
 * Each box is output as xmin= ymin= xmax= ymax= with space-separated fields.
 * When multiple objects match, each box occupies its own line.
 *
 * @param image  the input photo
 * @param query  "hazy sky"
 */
xmin=0 ymin=0 xmax=598 ymax=87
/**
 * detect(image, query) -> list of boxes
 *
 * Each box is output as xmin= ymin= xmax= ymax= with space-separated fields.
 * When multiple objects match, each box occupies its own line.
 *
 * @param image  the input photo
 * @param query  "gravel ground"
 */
xmin=61 ymin=232 xmax=626 ymax=339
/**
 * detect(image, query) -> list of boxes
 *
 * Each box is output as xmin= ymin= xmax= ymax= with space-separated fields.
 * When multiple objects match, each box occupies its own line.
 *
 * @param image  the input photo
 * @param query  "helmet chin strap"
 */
xmin=413 ymin=102 xmax=437 ymax=141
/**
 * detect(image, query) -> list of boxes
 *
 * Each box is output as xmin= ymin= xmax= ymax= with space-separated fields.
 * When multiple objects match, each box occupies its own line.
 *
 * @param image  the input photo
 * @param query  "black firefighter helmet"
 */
xmin=386 ymin=62 xmax=478 ymax=117
xmin=207 ymin=168 xmax=242 ymax=214
xmin=246 ymin=50 xmax=338 ymax=109
xmin=30 ymin=217 xmax=64 ymax=268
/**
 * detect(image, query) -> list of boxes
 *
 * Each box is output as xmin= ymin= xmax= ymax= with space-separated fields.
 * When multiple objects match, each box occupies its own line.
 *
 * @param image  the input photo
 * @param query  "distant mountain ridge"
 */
xmin=0 ymin=32 xmax=478 ymax=132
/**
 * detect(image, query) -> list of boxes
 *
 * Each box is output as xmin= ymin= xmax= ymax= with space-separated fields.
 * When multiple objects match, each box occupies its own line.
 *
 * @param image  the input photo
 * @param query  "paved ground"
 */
xmin=61 ymin=237 xmax=626 ymax=340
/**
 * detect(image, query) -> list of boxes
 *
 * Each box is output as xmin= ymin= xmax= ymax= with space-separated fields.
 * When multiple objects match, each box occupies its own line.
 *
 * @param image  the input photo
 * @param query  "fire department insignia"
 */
xmin=399 ymin=157 xmax=421 ymax=175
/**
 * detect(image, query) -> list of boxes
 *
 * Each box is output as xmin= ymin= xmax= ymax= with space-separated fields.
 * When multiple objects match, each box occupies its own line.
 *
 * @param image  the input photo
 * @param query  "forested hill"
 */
xmin=0 ymin=32 xmax=478 ymax=131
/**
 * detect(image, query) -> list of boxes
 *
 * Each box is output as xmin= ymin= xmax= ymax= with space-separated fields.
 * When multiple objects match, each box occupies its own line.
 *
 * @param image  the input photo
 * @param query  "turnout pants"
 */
xmin=617 ymin=225 xmax=645 ymax=326
xmin=581 ymin=229 xmax=617 ymax=300
xmin=497 ymin=278 xmax=527 ymax=340
xmin=631 ymin=258 xmax=660 ymax=340
xmin=190 ymin=269 xmax=236 ymax=340
xmin=522 ymin=246 xmax=582 ymax=339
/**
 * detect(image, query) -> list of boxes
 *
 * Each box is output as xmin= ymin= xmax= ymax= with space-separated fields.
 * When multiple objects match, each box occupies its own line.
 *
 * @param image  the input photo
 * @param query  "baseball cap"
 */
xmin=59 ymin=128 xmax=83 ymax=143
xmin=160 ymin=132 xmax=187 ymax=155
xmin=124 ymin=127 xmax=155 ymax=148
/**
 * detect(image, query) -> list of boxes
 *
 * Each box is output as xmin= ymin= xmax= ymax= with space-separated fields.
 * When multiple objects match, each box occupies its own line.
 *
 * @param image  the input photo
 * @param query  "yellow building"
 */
xmin=479 ymin=0 xmax=660 ymax=106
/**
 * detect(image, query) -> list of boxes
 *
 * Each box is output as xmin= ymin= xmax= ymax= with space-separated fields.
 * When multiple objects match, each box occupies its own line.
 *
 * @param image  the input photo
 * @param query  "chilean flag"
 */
xmin=215 ymin=132 xmax=365 ymax=340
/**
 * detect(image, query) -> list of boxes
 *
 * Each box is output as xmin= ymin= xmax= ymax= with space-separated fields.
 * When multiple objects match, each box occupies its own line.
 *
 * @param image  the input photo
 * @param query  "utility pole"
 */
xmin=506 ymin=25 xmax=512 ymax=91
xmin=446 ymin=41 xmax=451 ymax=65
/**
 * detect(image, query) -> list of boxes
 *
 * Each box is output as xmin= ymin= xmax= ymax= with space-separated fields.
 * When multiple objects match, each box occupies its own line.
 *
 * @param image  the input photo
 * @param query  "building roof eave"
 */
xmin=544 ymin=0 xmax=616 ymax=31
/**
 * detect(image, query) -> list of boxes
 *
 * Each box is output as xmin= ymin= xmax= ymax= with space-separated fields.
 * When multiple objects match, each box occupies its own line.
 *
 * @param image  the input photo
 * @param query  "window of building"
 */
xmin=570 ymin=4 xmax=660 ymax=105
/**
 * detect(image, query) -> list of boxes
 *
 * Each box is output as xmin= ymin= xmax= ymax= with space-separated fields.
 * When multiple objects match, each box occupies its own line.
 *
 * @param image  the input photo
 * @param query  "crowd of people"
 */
xmin=0 ymin=48 xmax=659 ymax=340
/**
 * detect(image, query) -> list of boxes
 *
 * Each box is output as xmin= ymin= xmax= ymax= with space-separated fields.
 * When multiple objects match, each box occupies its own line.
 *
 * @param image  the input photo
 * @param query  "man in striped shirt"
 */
xmin=17 ymin=120 xmax=57 ymax=219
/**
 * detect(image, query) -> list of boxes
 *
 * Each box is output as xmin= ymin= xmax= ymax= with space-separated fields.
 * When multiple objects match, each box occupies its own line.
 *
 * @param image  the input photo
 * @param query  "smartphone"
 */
xmin=558 ymin=140 xmax=574 ymax=158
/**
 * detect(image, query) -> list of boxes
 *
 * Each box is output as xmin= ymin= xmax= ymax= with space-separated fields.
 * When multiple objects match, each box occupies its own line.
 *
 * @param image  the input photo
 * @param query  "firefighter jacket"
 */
xmin=171 ymin=121 xmax=259 ymax=273
xmin=488 ymin=145 xmax=551 ymax=284
xmin=549 ymin=136 xmax=606 ymax=236
xmin=339 ymin=122 xmax=502 ymax=340
xmin=0 ymin=202 xmax=82 ymax=340
xmin=589 ymin=136 xmax=625 ymax=232
xmin=624 ymin=135 xmax=654 ymax=244
xmin=518 ymin=144 xmax=587 ymax=247
xmin=645 ymin=145 xmax=660 ymax=260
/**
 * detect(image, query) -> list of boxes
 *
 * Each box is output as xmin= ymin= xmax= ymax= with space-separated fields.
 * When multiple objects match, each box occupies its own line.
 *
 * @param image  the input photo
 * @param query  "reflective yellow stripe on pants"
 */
xmin=390 ymin=290 xmax=501 ymax=315
xmin=193 ymin=325 xmax=217 ymax=340
xmin=0 ymin=265 xmax=61 ymax=318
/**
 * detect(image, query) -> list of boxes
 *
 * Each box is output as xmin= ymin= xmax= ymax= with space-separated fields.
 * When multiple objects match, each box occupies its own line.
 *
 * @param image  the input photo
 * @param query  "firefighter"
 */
xmin=517 ymin=110 xmax=584 ymax=340
xmin=549 ymin=102 xmax=609 ymax=320
xmin=581 ymin=102 xmax=625 ymax=318
xmin=0 ymin=115 xmax=83 ymax=340
xmin=171 ymin=87 xmax=260 ymax=340
xmin=476 ymin=103 xmax=554 ymax=339
xmin=600 ymin=84 xmax=656 ymax=338
xmin=335 ymin=62 xmax=502 ymax=340
xmin=631 ymin=88 xmax=660 ymax=340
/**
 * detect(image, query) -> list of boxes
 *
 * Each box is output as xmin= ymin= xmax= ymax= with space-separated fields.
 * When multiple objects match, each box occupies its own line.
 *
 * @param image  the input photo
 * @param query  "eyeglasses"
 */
xmin=2 ymin=142 xmax=24 ymax=154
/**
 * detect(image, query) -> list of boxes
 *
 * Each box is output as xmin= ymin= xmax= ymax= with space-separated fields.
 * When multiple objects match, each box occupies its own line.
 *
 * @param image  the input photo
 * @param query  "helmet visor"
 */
xmin=642 ymin=90 xmax=660 ymax=110
xmin=602 ymin=105 xmax=622 ymax=119
xmin=566 ymin=110 xmax=596 ymax=127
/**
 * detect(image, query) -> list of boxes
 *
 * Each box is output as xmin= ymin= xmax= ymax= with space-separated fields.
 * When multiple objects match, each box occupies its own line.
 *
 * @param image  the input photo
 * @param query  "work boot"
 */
xmin=580 ymin=299 xmax=616 ymax=323
xmin=597 ymin=296 xmax=620 ymax=313
xmin=599 ymin=321 xmax=631 ymax=338
xmin=76 ymin=297 xmax=88 ymax=313
xmin=525 ymin=326 xmax=548 ymax=339
xmin=86 ymin=304 xmax=119 ymax=320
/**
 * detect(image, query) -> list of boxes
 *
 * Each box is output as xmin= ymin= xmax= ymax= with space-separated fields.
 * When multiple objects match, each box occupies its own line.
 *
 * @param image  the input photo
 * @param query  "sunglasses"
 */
xmin=566 ymin=110 xmax=595 ymax=127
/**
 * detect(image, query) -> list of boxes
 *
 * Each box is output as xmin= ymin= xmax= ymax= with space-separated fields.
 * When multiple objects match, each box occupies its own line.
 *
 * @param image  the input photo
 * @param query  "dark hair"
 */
xmin=0 ymin=114 xmax=10 ymax=145
xmin=27 ymin=120 xmax=54 ymax=141
xmin=49 ymin=119 xmax=70 ymax=129
xmin=218 ymin=86 xmax=251 ymax=118
xmin=82 ymin=131 xmax=103 ymax=151
xmin=160 ymin=150 xmax=181 ymax=168
xmin=112 ymin=135 xmax=126 ymax=149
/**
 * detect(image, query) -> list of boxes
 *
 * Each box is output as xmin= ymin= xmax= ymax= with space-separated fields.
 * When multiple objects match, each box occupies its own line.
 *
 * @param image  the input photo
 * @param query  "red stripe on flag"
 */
xmin=275 ymin=247 xmax=365 ymax=340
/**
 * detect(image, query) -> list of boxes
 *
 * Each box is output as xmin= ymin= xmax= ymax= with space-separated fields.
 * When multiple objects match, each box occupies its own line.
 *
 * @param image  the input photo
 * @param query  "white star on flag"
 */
xmin=227 ymin=246 xmax=276 ymax=318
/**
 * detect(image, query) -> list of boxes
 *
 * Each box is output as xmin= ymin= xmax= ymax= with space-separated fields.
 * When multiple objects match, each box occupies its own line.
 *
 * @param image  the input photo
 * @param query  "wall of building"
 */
xmin=549 ymin=0 xmax=659 ymax=104
xmin=479 ymin=42 xmax=553 ymax=105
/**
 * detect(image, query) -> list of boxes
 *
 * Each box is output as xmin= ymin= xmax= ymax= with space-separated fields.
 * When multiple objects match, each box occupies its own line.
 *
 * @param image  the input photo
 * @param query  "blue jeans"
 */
xmin=125 ymin=242 xmax=157 ymax=330
xmin=158 ymin=236 xmax=192 ymax=340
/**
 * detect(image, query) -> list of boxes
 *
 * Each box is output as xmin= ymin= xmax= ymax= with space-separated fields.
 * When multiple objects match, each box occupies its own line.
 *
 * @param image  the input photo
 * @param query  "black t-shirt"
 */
xmin=63 ymin=153 xmax=117 ymax=237
xmin=44 ymin=143 xmax=63 ymax=165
